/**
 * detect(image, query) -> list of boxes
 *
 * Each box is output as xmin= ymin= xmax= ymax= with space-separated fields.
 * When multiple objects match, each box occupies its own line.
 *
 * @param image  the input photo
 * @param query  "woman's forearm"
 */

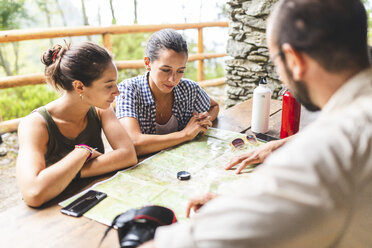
xmin=208 ymin=104 xmax=220 ymax=122
xmin=81 ymin=147 xmax=138 ymax=177
xmin=18 ymin=148 xmax=88 ymax=207
xmin=132 ymin=132 xmax=190 ymax=156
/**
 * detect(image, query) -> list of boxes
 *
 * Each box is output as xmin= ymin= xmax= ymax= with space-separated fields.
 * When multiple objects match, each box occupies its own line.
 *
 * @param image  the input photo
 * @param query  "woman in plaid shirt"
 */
xmin=116 ymin=29 xmax=219 ymax=156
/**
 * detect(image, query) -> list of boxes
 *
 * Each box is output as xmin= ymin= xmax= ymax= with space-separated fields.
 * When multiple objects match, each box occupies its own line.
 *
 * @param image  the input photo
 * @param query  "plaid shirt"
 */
xmin=115 ymin=72 xmax=211 ymax=134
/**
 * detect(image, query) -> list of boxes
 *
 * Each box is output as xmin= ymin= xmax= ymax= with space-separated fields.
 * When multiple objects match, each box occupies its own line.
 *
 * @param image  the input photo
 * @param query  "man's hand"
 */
xmin=186 ymin=193 xmax=218 ymax=217
xmin=225 ymin=138 xmax=289 ymax=174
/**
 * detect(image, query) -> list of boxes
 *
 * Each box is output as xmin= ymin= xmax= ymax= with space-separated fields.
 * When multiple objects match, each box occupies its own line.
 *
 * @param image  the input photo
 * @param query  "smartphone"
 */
xmin=60 ymin=190 xmax=107 ymax=217
xmin=255 ymin=133 xmax=279 ymax=142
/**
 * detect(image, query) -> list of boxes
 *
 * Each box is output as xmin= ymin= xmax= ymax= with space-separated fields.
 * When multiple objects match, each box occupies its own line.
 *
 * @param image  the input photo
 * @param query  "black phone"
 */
xmin=60 ymin=190 xmax=107 ymax=217
xmin=254 ymin=133 xmax=279 ymax=142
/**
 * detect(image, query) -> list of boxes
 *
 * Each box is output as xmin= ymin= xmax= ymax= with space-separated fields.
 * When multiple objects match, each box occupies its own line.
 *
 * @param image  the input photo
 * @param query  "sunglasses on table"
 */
xmin=230 ymin=133 xmax=258 ymax=149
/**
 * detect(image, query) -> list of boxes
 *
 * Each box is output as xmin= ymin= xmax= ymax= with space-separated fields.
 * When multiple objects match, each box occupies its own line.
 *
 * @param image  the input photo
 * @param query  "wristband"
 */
xmin=75 ymin=144 xmax=96 ymax=161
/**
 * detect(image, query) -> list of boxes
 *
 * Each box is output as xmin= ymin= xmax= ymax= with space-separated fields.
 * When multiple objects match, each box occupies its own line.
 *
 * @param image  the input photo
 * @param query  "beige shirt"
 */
xmin=155 ymin=115 xmax=179 ymax=135
xmin=154 ymin=67 xmax=372 ymax=248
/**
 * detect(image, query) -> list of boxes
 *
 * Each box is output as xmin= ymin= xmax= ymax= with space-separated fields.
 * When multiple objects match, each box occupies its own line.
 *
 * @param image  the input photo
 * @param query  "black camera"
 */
xmin=101 ymin=205 xmax=177 ymax=248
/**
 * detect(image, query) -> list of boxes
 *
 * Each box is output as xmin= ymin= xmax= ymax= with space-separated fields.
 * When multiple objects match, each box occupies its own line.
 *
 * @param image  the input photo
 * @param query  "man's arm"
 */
xmin=151 ymin=124 xmax=352 ymax=248
xmin=225 ymin=136 xmax=293 ymax=174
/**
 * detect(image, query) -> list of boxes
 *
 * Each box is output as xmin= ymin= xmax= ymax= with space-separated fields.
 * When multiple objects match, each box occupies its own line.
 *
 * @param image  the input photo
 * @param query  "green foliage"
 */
xmin=0 ymin=84 xmax=59 ymax=120
xmin=362 ymin=0 xmax=372 ymax=43
xmin=184 ymin=62 xmax=197 ymax=81
xmin=110 ymin=33 xmax=149 ymax=80
xmin=0 ymin=0 xmax=27 ymax=30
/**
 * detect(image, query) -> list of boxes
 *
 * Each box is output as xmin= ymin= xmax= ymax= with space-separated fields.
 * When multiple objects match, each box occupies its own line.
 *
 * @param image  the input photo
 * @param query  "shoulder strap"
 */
xmin=87 ymin=107 xmax=102 ymax=128
xmin=35 ymin=107 xmax=59 ymax=137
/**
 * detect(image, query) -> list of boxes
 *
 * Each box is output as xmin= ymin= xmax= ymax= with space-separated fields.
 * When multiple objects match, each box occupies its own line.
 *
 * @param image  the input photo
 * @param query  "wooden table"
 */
xmin=214 ymin=98 xmax=282 ymax=138
xmin=0 ymin=98 xmax=283 ymax=248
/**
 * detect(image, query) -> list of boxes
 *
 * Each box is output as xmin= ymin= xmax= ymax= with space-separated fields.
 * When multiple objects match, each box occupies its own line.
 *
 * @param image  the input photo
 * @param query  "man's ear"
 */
xmin=281 ymin=43 xmax=306 ymax=80
xmin=144 ymin=57 xmax=151 ymax=71
xmin=72 ymin=80 xmax=85 ymax=94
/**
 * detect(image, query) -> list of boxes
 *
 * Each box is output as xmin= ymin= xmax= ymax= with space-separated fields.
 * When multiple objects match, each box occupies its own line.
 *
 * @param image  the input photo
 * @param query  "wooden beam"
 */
xmin=188 ymin=53 xmax=226 ymax=61
xmin=0 ymin=73 xmax=45 ymax=89
xmin=115 ymin=60 xmax=144 ymax=69
xmin=0 ymin=53 xmax=227 ymax=89
xmin=0 ymin=118 xmax=21 ymax=133
xmin=199 ymin=77 xmax=225 ymax=88
xmin=0 ymin=22 xmax=229 ymax=43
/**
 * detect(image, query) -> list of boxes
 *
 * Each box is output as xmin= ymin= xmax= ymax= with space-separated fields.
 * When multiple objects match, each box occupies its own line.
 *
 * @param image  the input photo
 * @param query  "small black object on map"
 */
xmin=177 ymin=171 xmax=191 ymax=181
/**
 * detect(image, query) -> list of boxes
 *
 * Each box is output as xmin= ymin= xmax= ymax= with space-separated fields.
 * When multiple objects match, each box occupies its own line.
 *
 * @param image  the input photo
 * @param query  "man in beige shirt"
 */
xmin=141 ymin=0 xmax=372 ymax=247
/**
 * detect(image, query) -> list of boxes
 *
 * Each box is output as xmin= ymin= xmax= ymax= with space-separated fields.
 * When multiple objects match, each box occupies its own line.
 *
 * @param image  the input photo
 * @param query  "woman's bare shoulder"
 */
xmin=18 ymin=111 xmax=48 ymax=138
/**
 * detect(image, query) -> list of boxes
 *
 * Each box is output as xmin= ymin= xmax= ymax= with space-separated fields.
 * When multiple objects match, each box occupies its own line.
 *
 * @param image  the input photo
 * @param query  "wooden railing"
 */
xmin=0 ymin=53 xmax=226 ymax=89
xmin=0 ymin=22 xmax=228 ymax=132
xmin=0 ymin=22 xmax=228 ymax=89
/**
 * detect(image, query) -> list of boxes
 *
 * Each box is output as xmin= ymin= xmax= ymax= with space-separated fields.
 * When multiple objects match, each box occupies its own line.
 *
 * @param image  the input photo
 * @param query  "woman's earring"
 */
xmin=80 ymin=94 xmax=83 ymax=101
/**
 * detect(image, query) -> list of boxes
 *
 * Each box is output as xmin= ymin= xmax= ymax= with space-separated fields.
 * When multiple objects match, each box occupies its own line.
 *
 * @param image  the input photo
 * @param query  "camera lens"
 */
xmin=121 ymin=233 xmax=140 ymax=248
xmin=120 ymin=223 xmax=156 ymax=248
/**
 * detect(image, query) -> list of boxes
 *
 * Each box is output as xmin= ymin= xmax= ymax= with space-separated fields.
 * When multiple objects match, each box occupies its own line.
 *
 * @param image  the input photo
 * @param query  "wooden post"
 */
xmin=197 ymin=28 xmax=204 ymax=82
xmin=102 ymin=33 xmax=112 ymax=52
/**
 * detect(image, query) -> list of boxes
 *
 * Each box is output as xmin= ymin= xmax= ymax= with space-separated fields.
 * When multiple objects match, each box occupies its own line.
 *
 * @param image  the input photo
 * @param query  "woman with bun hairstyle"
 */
xmin=115 ymin=29 xmax=220 ymax=156
xmin=16 ymin=42 xmax=137 ymax=207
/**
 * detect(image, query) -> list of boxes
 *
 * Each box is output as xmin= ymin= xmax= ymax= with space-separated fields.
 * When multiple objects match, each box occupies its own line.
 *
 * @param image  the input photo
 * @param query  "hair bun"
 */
xmin=41 ymin=44 xmax=63 ymax=66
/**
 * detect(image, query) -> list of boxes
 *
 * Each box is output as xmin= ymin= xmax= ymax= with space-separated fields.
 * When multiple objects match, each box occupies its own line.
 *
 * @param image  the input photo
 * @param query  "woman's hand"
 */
xmin=224 ymin=138 xmax=289 ymax=174
xmin=194 ymin=111 xmax=213 ymax=128
xmin=186 ymin=192 xmax=218 ymax=217
xmin=90 ymin=149 xmax=102 ymax=160
xmin=181 ymin=112 xmax=212 ymax=140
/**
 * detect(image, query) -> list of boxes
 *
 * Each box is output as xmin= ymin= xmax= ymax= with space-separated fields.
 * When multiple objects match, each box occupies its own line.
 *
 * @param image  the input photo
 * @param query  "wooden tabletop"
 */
xmin=0 ymin=98 xmax=283 ymax=248
xmin=214 ymin=98 xmax=282 ymax=138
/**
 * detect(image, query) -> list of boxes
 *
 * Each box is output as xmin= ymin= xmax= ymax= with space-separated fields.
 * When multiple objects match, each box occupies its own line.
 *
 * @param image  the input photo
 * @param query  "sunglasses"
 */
xmin=230 ymin=133 xmax=258 ymax=149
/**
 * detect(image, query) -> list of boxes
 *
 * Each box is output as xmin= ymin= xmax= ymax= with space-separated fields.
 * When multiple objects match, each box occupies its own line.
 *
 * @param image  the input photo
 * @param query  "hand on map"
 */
xmin=224 ymin=139 xmax=287 ymax=174
xmin=186 ymin=192 xmax=218 ymax=217
xmin=182 ymin=112 xmax=213 ymax=140
xmin=194 ymin=111 xmax=213 ymax=128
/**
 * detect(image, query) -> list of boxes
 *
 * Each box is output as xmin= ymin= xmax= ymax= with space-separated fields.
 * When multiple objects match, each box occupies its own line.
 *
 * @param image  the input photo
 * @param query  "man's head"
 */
xmin=267 ymin=0 xmax=370 ymax=111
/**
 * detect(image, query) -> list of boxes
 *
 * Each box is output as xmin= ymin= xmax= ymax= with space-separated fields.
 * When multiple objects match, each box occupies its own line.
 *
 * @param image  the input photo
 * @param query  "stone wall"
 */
xmin=225 ymin=0 xmax=281 ymax=107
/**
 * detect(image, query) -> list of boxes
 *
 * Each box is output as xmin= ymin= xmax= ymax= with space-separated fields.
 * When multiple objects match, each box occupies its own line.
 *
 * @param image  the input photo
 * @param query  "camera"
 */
xmin=111 ymin=205 xmax=177 ymax=248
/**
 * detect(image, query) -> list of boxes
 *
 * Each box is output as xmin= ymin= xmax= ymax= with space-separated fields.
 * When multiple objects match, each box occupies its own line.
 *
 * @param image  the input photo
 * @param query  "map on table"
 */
xmin=59 ymin=128 xmax=264 ymax=226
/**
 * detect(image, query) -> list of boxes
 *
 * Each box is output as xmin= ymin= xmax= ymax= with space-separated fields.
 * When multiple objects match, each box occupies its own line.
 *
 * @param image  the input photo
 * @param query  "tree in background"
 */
xmin=54 ymin=0 xmax=67 ymax=26
xmin=36 ymin=0 xmax=54 ymax=47
xmin=109 ymin=0 xmax=117 ymax=24
xmin=363 ymin=0 xmax=372 ymax=43
xmin=81 ymin=0 xmax=91 ymax=41
xmin=0 ymin=0 xmax=60 ymax=120
xmin=0 ymin=0 xmax=27 ymax=76
xmin=133 ymin=0 xmax=138 ymax=24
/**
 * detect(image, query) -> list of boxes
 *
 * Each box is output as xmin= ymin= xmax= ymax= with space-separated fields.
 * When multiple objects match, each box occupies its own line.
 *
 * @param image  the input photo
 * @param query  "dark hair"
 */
xmin=41 ymin=41 xmax=113 ymax=91
xmin=271 ymin=0 xmax=369 ymax=71
xmin=145 ymin=29 xmax=188 ymax=62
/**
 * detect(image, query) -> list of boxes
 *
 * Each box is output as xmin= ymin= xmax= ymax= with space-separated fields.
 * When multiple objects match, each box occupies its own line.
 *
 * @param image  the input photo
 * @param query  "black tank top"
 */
xmin=36 ymin=106 xmax=104 ymax=166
